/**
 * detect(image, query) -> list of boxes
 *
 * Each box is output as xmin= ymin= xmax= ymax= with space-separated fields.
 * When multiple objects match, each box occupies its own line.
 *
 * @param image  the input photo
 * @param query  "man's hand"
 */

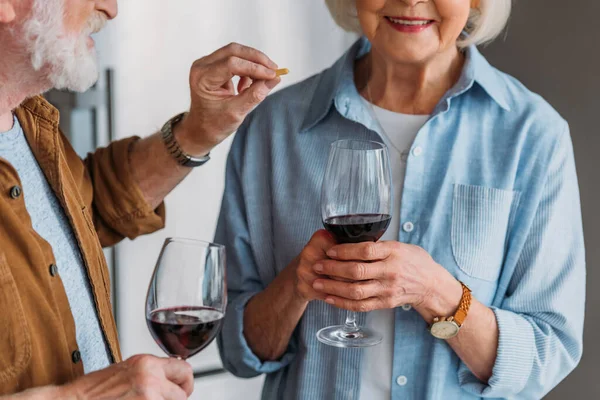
xmin=128 ymin=42 xmax=282 ymax=209
xmin=60 ymin=355 xmax=194 ymax=400
xmin=174 ymin=42 xmax=281 ymax=157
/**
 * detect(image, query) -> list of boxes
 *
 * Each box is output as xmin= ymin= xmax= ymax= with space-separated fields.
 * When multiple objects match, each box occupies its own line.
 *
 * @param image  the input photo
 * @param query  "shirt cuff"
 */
xmin=218 ymin=291 xmax=296 ymax=378
xmin=88 ymin=136 xmax=166 ymax=239
xmin=458 ymin=307 xmax=535 ymax=398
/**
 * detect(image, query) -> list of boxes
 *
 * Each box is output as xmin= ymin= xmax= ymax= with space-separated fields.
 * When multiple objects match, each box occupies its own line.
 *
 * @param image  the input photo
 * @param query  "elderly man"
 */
xmin=0 ymin=0 xmax=281 ymax=398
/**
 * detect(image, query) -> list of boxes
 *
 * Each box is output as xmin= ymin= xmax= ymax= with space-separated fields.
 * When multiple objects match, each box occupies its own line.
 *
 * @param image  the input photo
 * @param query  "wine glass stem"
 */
xmin=343 ymin=311 xmax=359 ymax=333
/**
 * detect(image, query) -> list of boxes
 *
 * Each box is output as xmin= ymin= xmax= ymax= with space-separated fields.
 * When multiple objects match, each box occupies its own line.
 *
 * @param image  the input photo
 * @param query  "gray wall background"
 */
xmin=482 ymin=1 xmax=599 ymax=398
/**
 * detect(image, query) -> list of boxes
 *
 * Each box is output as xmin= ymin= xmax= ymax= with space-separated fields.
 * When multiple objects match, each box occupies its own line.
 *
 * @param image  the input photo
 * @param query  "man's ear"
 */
xmin=0 ymin=1 xmax=16 ymax=24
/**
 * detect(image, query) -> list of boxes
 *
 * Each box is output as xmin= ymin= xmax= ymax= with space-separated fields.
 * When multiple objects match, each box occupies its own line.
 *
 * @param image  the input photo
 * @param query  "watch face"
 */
xmin=431 ymin=321 xmax=460 ymax=339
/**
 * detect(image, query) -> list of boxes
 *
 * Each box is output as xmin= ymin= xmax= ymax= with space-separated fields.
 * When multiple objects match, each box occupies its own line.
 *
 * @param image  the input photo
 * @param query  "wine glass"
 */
xmin=146 ymin=238 xmax=227 ymax=360
xmin=317 ymin=139 xmax=392 ymax=348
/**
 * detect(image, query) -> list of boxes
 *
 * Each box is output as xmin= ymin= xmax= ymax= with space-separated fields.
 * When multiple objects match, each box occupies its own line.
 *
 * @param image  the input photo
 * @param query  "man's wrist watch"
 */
xmin=429 ymin=281 xmax=472 ymax=339
xmin=161 ymin=112 xmax=211 ymax=168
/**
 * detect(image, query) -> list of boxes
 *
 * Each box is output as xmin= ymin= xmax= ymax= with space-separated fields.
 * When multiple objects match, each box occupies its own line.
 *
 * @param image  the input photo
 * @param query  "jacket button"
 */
xmin=72 ymin=350 xmax=81 ymax=363
xmin=10 ymin=186 xmax=22 ymax=199
xmin=49 ymin=264 xmax=59 ymax=277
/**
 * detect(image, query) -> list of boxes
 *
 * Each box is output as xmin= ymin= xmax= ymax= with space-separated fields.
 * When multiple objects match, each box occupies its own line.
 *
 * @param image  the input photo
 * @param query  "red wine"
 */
xmin=324 ymin=213 xmax=392 ymax=244
xmin=147 ymin=306 xmax=224 ymax=359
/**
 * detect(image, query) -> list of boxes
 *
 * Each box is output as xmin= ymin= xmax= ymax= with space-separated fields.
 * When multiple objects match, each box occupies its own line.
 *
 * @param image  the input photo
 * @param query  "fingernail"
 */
xmin=327 ymin=249 xmax=337 ymax=258
xmin=313 ymin=281 xmax=324 ymax=290
xmin=325 ymin=298 xmax=335 ymax=305
xmin=314 ymin=263 xmax=323 ymax=272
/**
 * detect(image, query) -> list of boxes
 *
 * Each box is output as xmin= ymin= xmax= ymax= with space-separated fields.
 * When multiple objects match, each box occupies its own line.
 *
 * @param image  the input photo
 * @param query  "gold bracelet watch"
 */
xmin=429 ymin=281 xmax=472 ymax=339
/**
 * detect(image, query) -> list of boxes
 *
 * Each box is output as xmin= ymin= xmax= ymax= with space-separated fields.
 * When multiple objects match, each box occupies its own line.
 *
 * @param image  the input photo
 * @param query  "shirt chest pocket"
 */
xmin=451 ymin=184 xmax=519 ymax=282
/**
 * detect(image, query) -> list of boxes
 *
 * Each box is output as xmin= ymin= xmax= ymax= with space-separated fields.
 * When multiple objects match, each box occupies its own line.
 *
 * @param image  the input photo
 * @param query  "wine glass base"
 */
xmin=316 ymin=325 xmax=383 ymax=348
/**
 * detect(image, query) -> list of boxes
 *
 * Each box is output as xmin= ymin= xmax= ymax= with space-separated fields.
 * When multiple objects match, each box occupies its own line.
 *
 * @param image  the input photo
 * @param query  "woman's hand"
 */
xmin=311 ymin=241 xmax=463 ymax=322
xmin=242 ymin=230 xmax=337 ymax=362
xmin=292 ymin=230 xmax=339 ymax=303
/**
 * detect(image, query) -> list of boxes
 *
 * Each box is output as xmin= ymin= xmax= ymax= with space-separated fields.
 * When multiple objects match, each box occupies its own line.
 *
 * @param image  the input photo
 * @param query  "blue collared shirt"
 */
xmin=215 ymin=38 xmax=585 ymax=400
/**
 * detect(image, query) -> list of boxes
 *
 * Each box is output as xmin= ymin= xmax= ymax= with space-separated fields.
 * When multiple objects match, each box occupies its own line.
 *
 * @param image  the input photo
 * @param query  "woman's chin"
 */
xmin=384 ymin=47 xmax=436 ymax=65
xmin=372 ymin=37 xmax=438 ymax=65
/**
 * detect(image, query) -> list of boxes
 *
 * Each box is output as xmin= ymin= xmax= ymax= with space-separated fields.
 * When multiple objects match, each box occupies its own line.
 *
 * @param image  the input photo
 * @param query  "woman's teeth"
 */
xmin=387 ymin=17 xmax=432 ymax=26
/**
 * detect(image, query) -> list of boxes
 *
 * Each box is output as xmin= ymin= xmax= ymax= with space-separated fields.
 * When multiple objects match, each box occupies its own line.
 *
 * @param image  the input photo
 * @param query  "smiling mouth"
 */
xmin=385 ymin=16 xmax=435 ymax=26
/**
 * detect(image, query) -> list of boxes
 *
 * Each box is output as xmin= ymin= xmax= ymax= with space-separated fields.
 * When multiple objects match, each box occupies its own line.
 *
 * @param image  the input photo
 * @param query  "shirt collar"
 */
xmin=300 ymin=37 xmax=511 ymax=133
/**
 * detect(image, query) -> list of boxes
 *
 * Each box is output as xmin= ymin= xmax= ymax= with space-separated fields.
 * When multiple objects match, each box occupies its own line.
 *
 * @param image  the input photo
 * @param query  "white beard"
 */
xmin=23 ymin=0 xmax=106 ymax=92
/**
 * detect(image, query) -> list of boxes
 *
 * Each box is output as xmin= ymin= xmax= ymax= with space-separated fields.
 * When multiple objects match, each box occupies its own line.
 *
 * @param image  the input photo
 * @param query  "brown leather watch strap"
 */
xmin=453 ymin=282 xmax=472 ymax=327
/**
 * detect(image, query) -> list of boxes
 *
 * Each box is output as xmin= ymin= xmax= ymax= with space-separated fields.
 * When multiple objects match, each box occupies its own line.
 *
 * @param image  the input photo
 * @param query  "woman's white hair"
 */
xmin=324 ymin=0 xmax=512 ymax=48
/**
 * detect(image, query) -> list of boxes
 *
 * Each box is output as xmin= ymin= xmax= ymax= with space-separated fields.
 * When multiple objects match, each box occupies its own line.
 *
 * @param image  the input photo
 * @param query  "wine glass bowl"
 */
xmin=145 ymin=238 xmax=226 ymax=360
xmin=318 ymin=139 xmax=392 ymax=348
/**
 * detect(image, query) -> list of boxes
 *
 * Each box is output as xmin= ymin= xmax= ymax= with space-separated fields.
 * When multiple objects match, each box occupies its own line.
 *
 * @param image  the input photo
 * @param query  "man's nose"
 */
xmin=96 ymin=0 xmax=118 ymax=20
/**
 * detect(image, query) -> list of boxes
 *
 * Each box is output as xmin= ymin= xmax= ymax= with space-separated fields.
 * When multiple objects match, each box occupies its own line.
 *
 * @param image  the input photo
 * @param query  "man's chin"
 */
xmin=69 ymin=73 xmax=100 ymax=93
xmin=48 ymin=60 xmax=100 ymax=93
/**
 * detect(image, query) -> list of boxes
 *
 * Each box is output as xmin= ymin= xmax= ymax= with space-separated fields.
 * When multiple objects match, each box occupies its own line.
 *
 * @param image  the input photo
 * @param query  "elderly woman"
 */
xmin=216 ymin=0 xmax=585 ymax=399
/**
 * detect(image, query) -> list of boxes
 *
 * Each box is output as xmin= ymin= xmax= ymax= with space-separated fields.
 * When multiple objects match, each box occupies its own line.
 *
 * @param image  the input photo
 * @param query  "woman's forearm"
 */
xmin=415 ymin=274 xmax=498 ymax=382
xmin=244 ymin=262 xmax=309 ymax=361
xmin=447 ymin=299 xmax=499 ymax=382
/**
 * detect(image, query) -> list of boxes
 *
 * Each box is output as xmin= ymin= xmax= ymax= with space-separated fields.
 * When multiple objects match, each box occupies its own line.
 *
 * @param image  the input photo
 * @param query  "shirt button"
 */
xmin=402 ymin=304 xmax=412 ymax=311
xmin=10 ymin=185 xmax=22 ymax=199
xmin=412 ymin=146 xmax=423 ymax=157
xmin=49 ymin=264 xmax=59 ymax=277
xmin=402 ymin=222 xmax=414 ymax=233
xmin=396 ymin=375 xmax=408 ymax=386
xmin=72 ymin=350 xmax=81 ymax=364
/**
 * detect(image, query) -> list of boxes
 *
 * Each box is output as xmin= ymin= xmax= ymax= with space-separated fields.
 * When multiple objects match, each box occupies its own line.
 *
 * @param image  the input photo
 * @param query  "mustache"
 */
xmin=86 ymin=12 xmax=108 ymax=35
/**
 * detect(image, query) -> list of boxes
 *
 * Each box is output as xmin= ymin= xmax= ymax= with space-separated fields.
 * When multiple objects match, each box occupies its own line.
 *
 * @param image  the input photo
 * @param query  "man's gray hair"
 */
xmin=324 ymin=0 xmax=512 ymax=48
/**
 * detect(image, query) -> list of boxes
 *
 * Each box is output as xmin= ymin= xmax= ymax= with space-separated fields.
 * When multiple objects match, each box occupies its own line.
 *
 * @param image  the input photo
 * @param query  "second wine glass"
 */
xmin=146 ymin=238 xmax=227 ymax=360
xmin=318 ymin=139 xmax=392 ymax=348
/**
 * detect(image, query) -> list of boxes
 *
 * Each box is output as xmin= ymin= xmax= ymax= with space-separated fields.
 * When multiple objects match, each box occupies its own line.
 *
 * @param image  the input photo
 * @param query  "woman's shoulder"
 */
xmin=479 ymin=63 xmax=570 ymax=151
xmin=492 ymin=65 xmax=567 ymax=128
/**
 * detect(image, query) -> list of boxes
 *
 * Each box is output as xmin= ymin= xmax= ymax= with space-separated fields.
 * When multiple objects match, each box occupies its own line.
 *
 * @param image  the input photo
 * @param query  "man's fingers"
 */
xmin=162 ymin=358 xmax=194 ymax=397
xmin=237 ymin=76 xmax=253 ymax=93
xmin=228 ymin=78 xmax=280 ymax=115
xmin=223 ymin=79 xmax=235 ymax=94
xmin=201 ymin=57 xmax=275 ymax=87
xmin=162 ymin=382 xmax=189 ymax=400
xmin=225 ymin=56 xmax=276 ymax=80
xmin=313 ymin=278 xmax=383 ymax=300
xmin=327 ymin=241 xmax=394 ymax=261
xmin=313 ymin=260 xmax=386 ymax=281
xmin=205 ymin=42 xmax=278 ymax=69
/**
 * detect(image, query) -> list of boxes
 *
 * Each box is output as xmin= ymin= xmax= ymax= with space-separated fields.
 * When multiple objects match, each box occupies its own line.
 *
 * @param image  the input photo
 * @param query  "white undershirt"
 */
xmin=359 ymin=98 xmax=429 ymax=399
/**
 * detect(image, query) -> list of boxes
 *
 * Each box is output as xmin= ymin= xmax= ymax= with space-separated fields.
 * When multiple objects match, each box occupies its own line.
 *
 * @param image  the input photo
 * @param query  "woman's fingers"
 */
xmin=323 ymin=296 xmax=387 ymax=313
xmin=314 ymin=260 xmax=387 ymax=281
xmin=312 ymin=278 xmax=385 ymax=300
xmin=326 ymin=241 xmax=396 ymax=261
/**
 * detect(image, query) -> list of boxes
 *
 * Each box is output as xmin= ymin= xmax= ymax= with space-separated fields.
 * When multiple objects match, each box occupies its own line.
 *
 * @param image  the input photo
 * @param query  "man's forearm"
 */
xmin=244 ymin=262 xmax=308 ymax=361
xmin=129 ymin=115 xmax=215 ymax=210
xmin=1 ymin=386 xmax=65 ymax=400
xmin=128 ymin=127 xmax=194 ymax=210
xmin=447 ymin=299 xmax=499 ymax=382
